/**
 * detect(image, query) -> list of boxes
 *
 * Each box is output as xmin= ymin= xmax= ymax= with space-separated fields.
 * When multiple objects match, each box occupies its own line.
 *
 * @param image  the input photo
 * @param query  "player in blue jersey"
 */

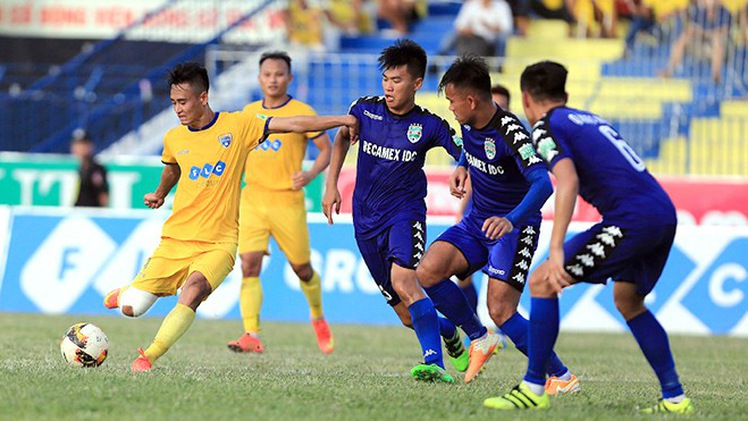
xmin=484 ymin=61 xmax=693 ymax=414
xmin=322 ymin=40 xmax=466 ymax=384
xmin=455 ymin=84 xmax=513 ymax=317
xmin=416 ymin=56 xmax=578 ymax=389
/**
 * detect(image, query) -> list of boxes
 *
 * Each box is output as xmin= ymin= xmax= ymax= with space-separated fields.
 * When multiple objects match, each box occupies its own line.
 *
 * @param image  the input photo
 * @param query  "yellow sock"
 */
xmin=144 ymin=303 xmax=195 ymax=363
xmin=300 ymin=271 xmax=323 ymax=319
xmin=239 ymin=276 xmax=262 ymax=334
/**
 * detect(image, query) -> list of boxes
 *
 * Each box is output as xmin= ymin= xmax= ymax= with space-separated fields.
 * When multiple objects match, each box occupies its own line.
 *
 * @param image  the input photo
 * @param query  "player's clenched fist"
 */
xmin=144 ymin=193 xmax=165 ymax=209
xmin=450 ymin=166 xmax=469 ymax=199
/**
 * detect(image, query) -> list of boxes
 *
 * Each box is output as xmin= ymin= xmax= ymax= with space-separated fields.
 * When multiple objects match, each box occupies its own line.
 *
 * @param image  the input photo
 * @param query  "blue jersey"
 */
xmin=532 ymin=106 xmax=676 ymax=225
xmin=461 ymin=108 xmax=546 ymax=225
xmin=349 ymin=96 xmax=463 ymax=238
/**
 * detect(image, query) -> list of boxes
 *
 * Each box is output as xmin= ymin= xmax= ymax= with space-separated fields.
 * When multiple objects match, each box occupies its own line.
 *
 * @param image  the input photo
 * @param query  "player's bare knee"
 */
xmin=415 ymin=262 xmax=438 ymax=287
xmin=614 ymin=293 xmax=646 ymax=320
xmin=488 ymin=303 xmax=515 ymax=326
xmin=293 ymin=263 xmax=314 ymax=282
xmin=185 ymin=278 xmax=212 ymax=301
xmin=528 ymin=270 xmax=552 ymax=297
xmin=241 ymin=258 xmax=261 ymax=278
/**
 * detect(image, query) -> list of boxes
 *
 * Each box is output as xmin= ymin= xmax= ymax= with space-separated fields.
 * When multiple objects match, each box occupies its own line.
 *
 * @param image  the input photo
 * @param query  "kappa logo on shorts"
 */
xmin=565 ymin=225 xmax=624 ymax=278
xmin=410 ymin=220 xmax=425 ymax=267
xmin=509 ymin=226 xmax=539 ymax=286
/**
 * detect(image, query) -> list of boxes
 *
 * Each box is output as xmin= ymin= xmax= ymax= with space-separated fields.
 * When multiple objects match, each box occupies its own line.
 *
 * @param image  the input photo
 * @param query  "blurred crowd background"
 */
xmin=1 ymin=0 xmax=746 ymax=182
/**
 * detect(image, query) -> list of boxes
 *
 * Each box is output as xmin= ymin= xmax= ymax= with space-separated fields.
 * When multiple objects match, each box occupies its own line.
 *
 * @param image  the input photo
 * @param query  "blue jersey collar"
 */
xmin=188 ymin=111 xmax=220 ymax=132
xmin=262 ymin=95 xmax=293 ymax=109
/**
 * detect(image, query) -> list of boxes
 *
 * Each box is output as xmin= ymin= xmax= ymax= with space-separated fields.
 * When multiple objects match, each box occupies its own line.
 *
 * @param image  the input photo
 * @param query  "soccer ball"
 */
xmin=60 ymin=323 xmax=109 ymax=367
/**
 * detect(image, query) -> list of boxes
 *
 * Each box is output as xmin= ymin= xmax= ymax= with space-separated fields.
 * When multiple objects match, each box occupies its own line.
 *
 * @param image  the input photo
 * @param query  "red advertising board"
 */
xmin=334 ymin=169 xmax=748 ymax=225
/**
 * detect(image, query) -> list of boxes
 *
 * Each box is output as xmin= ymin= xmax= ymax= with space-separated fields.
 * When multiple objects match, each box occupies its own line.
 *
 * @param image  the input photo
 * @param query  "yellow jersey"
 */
xmin=161 ymin=110 xmax=266 ymax=243
xmin=242 ymin=97 xmax=322 ymax=191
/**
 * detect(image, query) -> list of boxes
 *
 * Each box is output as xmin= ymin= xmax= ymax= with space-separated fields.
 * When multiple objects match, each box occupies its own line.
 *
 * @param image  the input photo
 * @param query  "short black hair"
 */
xmin=168 ymin=62 xmax=209 ymax=93
xmin=438 ymin=55 xmax=492 ymax=100
xmin=491 ymin=84 xmax=511 ymax=106
xmin=259 ymin=51 xmax=292 ymax=73
xmin=378 ymin=39 xmax=427 ymax=79
xmin=520 ymin=61 xmax=568 ymax=102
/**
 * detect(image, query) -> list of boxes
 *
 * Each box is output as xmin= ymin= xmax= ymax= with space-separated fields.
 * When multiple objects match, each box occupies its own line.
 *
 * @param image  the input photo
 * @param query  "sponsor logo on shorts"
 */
xmin=487 ymin=267 xmax=506 ymax=276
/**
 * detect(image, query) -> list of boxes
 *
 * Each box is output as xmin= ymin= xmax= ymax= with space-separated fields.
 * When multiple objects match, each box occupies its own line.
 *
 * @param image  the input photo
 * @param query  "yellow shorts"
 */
xmin=132 ymin=237 xmax=237 ymax=296
xmin=238 ymin=186 xmax=311 ymax=265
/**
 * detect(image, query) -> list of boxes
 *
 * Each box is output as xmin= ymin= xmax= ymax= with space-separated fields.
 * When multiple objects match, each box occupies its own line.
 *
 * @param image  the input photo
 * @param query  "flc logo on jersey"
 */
xmin=218 ymin=133 xmax=233 ymax=148
xmin=189 ymin=160 xmax=226 ymax=181
xmin=484 ymin=138 xmax=496 ymax=159
xmin=407 ymin=123 xmax=422 ymax=143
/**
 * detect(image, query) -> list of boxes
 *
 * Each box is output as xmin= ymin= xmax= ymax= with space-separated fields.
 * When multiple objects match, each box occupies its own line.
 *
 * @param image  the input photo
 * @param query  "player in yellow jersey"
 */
xmin=102 ymin=62 xmax=357 ymax=372
xmin=227 ymin=51 xmax=334 ymax=355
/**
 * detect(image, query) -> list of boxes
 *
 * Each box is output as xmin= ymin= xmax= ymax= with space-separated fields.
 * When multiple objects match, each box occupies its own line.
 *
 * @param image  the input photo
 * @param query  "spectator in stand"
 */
xmin=660 ymin=0 xmax=732 ymax=83
xmin=436 ymin=0 xmax=514 ymax=58
xmin=507 ymin=0 xmax=531 ymax=36
xmin=285 ymin=0 xmax=370 ymax=51
xmin=622 ymin=0 xmax=657 ymax=57
xmin=284 ymin=0 xmax=326 ymax=51
xmin=377 ymin=0 xmax=425 ymax=37
xmin=328 ymin=0 xmax=373 ymax=35
xmin=566 ymin=0 xmax=618 ymax=38
xmin=70 ymin=130 xmax=109 ymax=207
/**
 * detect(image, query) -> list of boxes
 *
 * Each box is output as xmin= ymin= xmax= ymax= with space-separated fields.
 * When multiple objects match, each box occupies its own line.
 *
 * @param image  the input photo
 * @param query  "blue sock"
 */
xmin=524 ymin=297 xmax=560 ymax=386
xmin=425 ymin=279 xmax=487 ymax=341
xmin=627 ymin=310 xmax=684 ymax=398
xmin=407 ymin=298 xmax=444 ymax=368
xmin=501 ymin=312 xmax=568 ymax=377
xmin=438 ymin=316 xmax=457 ymax=340
xmin=459 ymin=282 xmax=478 ymax=315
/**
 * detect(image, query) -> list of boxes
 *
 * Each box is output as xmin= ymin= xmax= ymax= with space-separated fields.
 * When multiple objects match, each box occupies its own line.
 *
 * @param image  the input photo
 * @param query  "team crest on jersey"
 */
xmin=218 ymin=133 xmax=233 ymax=148
xmin=407 ymin=123 xmax=423 ymax=143
xmin=484 ymin=138 xmax=496 ymax=159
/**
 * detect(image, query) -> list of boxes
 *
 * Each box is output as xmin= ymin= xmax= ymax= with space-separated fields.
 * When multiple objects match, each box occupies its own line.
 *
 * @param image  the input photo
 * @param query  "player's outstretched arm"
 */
xmin=144 ymin=163 xmax=180 ymax=209
xmin=267 ymin=115 xmax=359 ymax=143
xmin=547 ymin=157 xmax=578 ymax=292
xmin=322 ymin=127 xmax=351 ymax=225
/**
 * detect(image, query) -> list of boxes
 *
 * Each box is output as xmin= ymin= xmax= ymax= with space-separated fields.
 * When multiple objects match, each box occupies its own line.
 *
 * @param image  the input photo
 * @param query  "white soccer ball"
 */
xmin=60 ymin=323 xmax=109 ymax=367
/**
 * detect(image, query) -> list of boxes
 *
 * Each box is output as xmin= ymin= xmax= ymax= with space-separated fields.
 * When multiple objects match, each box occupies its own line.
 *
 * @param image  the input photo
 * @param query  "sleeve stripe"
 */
xmin=261 ymin=117 xmax=272 ymax=143
xmin=162 ymin=160 xmax=178 ymax=165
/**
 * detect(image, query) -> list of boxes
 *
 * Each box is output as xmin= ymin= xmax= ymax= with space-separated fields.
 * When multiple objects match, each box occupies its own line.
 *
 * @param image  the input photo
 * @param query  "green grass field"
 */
xmin=1 ymin=312 xmax=745 ymax=420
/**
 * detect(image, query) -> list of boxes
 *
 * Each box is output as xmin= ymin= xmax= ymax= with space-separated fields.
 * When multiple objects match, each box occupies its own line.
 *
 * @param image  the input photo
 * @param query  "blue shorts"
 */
xmin=563 ymin=222 xmax=676 ymax=296
xmin=355 ymin=218 xmax=426 ymax=306
xmin=436 ymin=215 xmax=540 ymax=292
